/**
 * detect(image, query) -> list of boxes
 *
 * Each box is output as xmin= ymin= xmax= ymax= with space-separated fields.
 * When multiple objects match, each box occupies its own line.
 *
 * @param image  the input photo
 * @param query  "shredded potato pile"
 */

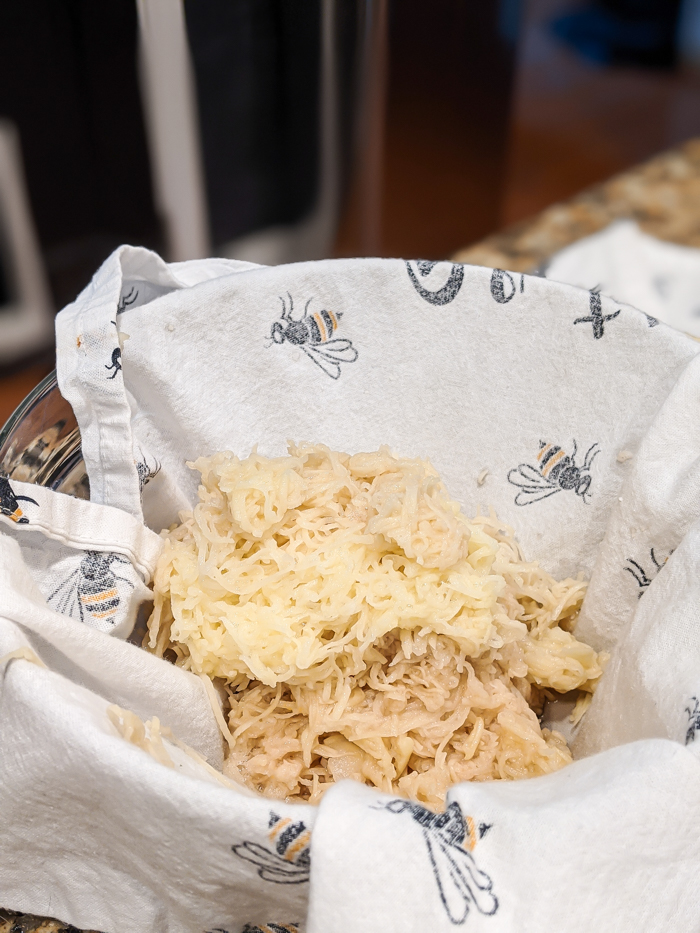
xmin=147 ymin=444 xmax=606 ymax=809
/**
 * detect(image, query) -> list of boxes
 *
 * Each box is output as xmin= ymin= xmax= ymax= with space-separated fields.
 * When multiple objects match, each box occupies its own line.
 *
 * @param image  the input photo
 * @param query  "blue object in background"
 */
xmin=552 ymin=0 xmax=684 ymax=69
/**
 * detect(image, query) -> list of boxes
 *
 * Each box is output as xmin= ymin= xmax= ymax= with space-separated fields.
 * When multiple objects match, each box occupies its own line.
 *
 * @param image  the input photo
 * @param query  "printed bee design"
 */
xmin=241 ymin=924 xmax=300 ymax=933
xmin=508 ymin=439 xmax=599 ymax=506
xmin=135 ymin=455 xmax=161 ymax=492
xmin=232 ymin=812 xmax=311 ymax=884
xmin=624 ymin=547 xmax=672 ymax=598
xmin=106 ymin=347 xmax=122 ymax=379
xmin=48 ymin=551 xmax=134 ymax=626
xmin=573 ymin=289 xmax=620 ymax=339
xmin=117 ymin=285 xmax=138 ymax=314
xmin=0 ymin=474 xmax=38 ymax=524
xmin=406 ymin=260 xmax=465 ymax=305
xmin=381 ymin=800 xmax=498 ymax=925
xmin=269 ymin=294 xmax=357 ymax=380
xmin=685 ymin=697 xmax=700 ymax=745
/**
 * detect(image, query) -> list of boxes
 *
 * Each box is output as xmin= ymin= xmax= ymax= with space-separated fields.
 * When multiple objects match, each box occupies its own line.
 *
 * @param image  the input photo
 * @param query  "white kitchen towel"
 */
xmin=2 ymin=246 xmax=700 ymax=932
xmin=575 ymin=514 xmax=700 ymax=758
xmin=545 ymin=219 xmax=700 ymax=338
xmin=4 ymin=518 xmax=700 ymax=933
xmin=0 ymin=536 xmax=312 ymax=933
xmin=0 ymin=476 xmax=160 ymax=637
xmin=56 ymin=246 xmax=697 ymax=582
xmin=310 ymin=742 xmax=700 ymax=933
xmin=574 ymin=349 xmax=700 ymax=654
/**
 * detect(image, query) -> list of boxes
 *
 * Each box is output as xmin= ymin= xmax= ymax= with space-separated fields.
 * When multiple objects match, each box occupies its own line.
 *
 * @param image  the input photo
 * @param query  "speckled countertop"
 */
xmin=0 ymin=910 xmax=96 ymax=933
xmin=5 ymin=137 xmax=700 ymax=933
xmin=453 ymin=137 xmax=700 ymax=271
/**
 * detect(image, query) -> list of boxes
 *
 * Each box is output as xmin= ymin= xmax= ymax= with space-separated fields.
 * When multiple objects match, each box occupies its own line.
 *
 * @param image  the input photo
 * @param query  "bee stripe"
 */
xmin=88 ymin=599 xmax=119 ymax=611
xmin=464 ymin=815 xmax=477 ymax=852
xmin=541 ymin=448 xmax=565 ymax=477
xmin=320 ymin=309 xmax=335 ymax=336
xmin=284 ymin=829 xmax=311 ymax=861
xmin=90 ymin=608 xmax=118 ymax=619
xmin=10 ymin=508 xmax=23 ymax=522
xmin=269 ymin=817 xmax=292 ymax=843
xmin=312 ymin=312 xmax=327 ymax=343
xmin=307 ymin=315 xmax=322 ymax=343
xmin=277 ymin=820 xmax=308 ymax=857
xmin=80 ymin=588 xmax=118 ymax=604
xmin=537 ymin=443 xmax=552 ymax=463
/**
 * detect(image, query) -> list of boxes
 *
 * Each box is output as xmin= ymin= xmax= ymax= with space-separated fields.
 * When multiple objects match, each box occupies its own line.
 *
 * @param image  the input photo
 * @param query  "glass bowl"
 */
xmin=0 ymin=370 xmax=89 ymax=498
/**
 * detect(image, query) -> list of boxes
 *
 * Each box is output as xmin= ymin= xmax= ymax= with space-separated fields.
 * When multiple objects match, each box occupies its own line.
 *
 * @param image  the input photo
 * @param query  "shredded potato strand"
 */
xmin=147 ymin=444 xmax=605 ymax=809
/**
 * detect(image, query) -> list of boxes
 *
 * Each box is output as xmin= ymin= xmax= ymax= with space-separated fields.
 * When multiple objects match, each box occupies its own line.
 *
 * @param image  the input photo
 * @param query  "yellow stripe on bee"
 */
xmin=80 ymin=588 xmax=118 ymax=605
xmin=10 ymin=508 xmax=23 ymax=522
xmin=537 ymin=444 xmax=551 ymax=463
xmin=464 ymin=816 xmax=477 ymax=852
xmin=313 ymin=312 xmax=327 ymax=343
xmin=91 ymin=609 xmax=117 ymax=619
xmin=541 ymin=448 xmax=565 ymax=477
xmin=269 ymin=817 xmax=291 ymax=842
xmin=327 ymin=309 xmax=338 ymax=331
xmin=284 ymin=829 xmax=311 ymax=861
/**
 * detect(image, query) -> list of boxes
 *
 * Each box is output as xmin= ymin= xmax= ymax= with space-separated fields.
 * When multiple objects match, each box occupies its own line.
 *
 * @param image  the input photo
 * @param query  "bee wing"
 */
xmin=232 ymin=843 xmax=309 ymax=884
xmin=258 ymin=866 xmax=309 ymax=884
xmin=513 ymin=486 xmax=561 ymax=506
xmin=315 ymin=338 xmax=358 ymax=363
xmin=443 ymin=842 xmax=499 ymax=916
xmin=427 ymin=835 xmax=499 ymax=921
xmin=302 ymin=346 xmax=342 ymax=380
xmin=47 ymin=570 xmax=80 ymax=616
xmin=507 ymin=464 xmax=560 ymax=506
xmin=54 ymin=590 xmax=79 ymax=619
xmin=507 ymin=463 xmax=554 ymax=490
xmin=424 ymin=834 xmax=471 ymax=924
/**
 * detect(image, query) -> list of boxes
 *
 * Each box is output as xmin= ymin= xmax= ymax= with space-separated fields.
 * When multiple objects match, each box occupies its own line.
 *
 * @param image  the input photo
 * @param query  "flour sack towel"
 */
xmin=0 ymin=477 xmax=160 ymax=637
xmin=2 ymin=245 xmax=700 ymax=931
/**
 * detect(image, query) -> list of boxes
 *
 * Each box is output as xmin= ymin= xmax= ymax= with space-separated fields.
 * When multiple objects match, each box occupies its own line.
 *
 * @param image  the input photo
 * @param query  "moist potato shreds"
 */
xmin=147 ymin=443 xmax=606 ymax=808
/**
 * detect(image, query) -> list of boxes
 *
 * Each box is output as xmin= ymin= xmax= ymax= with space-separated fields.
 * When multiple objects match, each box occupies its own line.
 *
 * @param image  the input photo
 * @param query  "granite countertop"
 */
xmin=5 ymin=137 xmax=700 ymax=933
xmin=453 ymin=137 xmax=700 ymax=270
xmin=0 ymin=910 xmax=96 ymax=933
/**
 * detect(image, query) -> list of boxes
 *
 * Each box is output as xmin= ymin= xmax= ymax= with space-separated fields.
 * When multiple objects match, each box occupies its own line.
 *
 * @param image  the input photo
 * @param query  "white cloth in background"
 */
xmin=2 ymin=246 xmax=700 ymax=932
xmin=545 ymin=219 xmax=700 ymax=337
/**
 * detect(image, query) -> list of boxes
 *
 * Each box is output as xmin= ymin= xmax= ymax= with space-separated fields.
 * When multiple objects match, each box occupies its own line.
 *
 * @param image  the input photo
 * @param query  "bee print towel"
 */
xmin=3 ymin=245 xmax=700 ymax=933
xmin=0 ymin=477 xmax=161 ymax=637
xmin=56 ymin=245 xmax=697 ymax=582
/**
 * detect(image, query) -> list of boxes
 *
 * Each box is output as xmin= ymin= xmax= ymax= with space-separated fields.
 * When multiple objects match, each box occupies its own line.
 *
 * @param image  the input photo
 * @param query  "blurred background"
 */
xmin=2 ymin=0 xmax=700 ymax=416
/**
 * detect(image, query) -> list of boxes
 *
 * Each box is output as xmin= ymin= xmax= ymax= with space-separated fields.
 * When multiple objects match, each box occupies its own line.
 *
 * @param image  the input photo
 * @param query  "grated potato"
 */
xmin=147 ymin=444 xmax=605 ymax=809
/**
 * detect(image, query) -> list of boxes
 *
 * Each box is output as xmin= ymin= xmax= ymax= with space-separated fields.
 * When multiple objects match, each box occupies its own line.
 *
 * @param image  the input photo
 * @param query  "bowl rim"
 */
xmin=0 ymin=368 xmax=59 ymax=454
